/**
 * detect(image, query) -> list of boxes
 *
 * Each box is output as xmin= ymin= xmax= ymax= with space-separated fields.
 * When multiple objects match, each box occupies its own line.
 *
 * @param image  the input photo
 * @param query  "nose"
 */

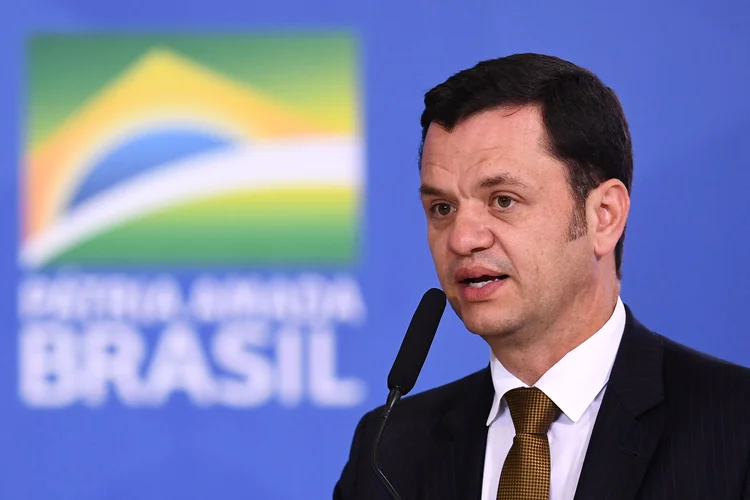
xmin=447 ymin=207 xmax=494 ymax=256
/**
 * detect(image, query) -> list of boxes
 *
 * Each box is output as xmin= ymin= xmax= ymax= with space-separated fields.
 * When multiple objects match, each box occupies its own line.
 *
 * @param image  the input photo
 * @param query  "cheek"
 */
xmin=498 ymin=215 xmax=570 ymax=275
xmin=427 ymin=230 xmax=448 ymax=267
xmin=427 ymin=231 xmax=459 ymax=294
xmin=528 ymin=221 xmax=589 ymax=284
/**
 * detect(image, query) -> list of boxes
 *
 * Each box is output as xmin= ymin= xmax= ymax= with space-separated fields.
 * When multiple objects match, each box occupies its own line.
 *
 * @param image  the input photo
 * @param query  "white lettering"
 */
xmin=144 ymin=323 xmax=216 ymax=406
xmin=19 ymin=322 xmax=78 ymax=407
xmin=18 ymin=273 xmax=368 ymax=410
xmin=276 ymin=326 xmax=303 ymax=407
xmin=309 ymin=328 xmax=366 ymax=407
xmin=212 ymin=322 xmax=273 ymax=407
xmin=79 ymin=322 xmax=145 ymax=407
xmin=138 ymin=276 xmax=183 ymax=323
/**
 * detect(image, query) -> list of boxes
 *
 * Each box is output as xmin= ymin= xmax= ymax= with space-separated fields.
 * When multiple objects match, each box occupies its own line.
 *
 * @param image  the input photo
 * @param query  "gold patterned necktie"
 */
xmin=496 ymin=387 xmax=561 ymax=500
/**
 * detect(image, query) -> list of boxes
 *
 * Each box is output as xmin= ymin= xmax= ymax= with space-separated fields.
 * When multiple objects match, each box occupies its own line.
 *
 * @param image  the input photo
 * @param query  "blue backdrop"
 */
xmin=1 ymin=1 xmax=749 ymax=499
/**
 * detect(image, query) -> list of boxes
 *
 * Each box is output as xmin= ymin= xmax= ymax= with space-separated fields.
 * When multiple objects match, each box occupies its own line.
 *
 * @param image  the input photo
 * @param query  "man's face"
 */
xmin=419 ymin=106 xmax=595 ymax=339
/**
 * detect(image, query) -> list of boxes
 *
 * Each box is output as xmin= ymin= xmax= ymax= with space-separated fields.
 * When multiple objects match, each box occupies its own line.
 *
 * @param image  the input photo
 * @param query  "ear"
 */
xmin=587 ymin=179 xmax=630 ymax=259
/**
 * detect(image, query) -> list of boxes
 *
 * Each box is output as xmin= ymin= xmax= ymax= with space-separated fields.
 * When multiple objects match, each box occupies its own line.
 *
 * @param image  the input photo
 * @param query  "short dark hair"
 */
xmin=419 ymin=53 xmax=633 ymax=279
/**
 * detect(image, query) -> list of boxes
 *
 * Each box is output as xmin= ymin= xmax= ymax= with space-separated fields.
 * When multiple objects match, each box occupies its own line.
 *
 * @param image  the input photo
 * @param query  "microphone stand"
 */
xmin=370 ymin=387 xmax=403 ymax=500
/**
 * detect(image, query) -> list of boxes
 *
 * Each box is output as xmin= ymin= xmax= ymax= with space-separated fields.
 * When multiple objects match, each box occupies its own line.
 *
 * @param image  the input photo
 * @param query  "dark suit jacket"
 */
xmin=334 ymin=306 xmax=750 ymax=499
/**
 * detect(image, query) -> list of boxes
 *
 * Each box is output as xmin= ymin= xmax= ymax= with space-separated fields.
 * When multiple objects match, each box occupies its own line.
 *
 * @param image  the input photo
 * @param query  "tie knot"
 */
xmin=504 ymin=387 xmax=560 ymax=435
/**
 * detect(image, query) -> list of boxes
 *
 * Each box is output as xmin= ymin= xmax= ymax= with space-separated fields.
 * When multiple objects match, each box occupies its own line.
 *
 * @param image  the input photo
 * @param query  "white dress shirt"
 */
xmin=480 ymin=297 xmax=626 ymax=500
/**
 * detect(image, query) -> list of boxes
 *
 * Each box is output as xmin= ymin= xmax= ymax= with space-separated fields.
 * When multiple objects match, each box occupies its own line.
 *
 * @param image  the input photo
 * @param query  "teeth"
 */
xmin=467 ymin=278 xmax=500 ymax=288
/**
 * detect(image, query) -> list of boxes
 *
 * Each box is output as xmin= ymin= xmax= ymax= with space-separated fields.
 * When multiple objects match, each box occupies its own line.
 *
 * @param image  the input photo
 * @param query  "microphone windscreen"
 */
xmin=387 ymin=288 xmax=446 ymax=395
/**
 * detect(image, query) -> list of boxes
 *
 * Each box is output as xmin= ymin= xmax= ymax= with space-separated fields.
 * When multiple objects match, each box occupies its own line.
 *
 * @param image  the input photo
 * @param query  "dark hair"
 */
xmin=420 ymin=53 xmax=633 ymax=279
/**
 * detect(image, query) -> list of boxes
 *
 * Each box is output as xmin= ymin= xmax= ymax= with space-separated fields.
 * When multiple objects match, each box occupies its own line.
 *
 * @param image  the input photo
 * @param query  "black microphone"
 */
xmin=371 ymin=288 xmax=447 ymax=499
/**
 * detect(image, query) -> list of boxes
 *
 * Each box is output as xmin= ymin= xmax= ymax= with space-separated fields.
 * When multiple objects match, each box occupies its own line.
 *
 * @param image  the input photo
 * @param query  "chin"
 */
xmin=459 ymin=309 xmax=516 ymax=337
xmin=461 ymin=313 xmax=504 ymax=336
xmin=464 ymin=319 xmax=502 ymax=337
xmin=447 ymin=291 xmax=520 ymax=334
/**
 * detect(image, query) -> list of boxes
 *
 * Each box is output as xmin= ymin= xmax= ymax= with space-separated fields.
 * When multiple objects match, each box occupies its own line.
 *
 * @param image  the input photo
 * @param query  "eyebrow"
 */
xmin=419 ymin=184 xmax=448 ymax=198
xmin=478 ymin=173 xmax=529 ymax=190
xmin=419 ymin=173 xmax=529 ymax=198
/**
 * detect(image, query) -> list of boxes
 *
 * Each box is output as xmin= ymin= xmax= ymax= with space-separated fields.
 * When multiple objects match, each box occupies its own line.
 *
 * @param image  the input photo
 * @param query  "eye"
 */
xmin=431 ymin=203 xmax=454 ymax=217
xmin=493 ymin=196 xmax=515 ymax=209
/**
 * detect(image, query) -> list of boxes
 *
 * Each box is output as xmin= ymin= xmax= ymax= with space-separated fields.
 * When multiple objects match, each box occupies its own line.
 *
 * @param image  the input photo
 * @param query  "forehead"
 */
xmin=420 ymin=105 xmax=563 ymax=186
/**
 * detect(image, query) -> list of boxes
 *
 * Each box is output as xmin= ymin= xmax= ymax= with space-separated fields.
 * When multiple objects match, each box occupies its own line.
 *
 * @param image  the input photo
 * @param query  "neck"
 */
xmin=486 ymin=283 xmax=620 ymax=386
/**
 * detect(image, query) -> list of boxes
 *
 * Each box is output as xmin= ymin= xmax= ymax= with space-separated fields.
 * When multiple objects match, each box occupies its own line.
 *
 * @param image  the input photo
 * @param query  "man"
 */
xmin=334 ymin=53 xmax=750 ymax=499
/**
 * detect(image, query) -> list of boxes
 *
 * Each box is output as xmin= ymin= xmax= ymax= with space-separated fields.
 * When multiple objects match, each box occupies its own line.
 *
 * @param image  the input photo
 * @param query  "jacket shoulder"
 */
xmin=656 ymin=332 xmax=750 ymax=429
xmin=661 ymin=334 xmax=750 ymax=389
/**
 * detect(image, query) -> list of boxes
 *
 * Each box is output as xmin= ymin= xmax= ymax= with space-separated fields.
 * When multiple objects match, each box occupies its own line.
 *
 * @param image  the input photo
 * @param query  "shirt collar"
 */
xmin=486 ymin=297 xmax=626 ymax=426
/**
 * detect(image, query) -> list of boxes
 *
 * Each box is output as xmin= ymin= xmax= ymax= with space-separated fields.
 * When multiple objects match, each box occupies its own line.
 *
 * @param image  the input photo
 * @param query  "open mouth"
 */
xmin=461 ymin=275 xmax=509 ymax=289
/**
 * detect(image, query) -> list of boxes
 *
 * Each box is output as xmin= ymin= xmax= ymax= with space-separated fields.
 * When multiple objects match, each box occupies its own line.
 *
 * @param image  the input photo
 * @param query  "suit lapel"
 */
xmin=574 ymin=306 xmax=666 ymax=500
xmin=420 ymin=367 xmax=494 ymax=500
